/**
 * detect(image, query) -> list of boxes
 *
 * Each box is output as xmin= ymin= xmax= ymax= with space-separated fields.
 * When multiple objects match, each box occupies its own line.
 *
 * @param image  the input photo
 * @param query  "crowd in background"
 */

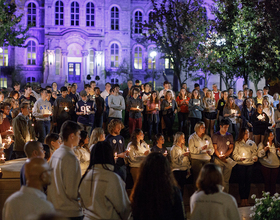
xmin=1 ymin=79 xmax=280 ymax=220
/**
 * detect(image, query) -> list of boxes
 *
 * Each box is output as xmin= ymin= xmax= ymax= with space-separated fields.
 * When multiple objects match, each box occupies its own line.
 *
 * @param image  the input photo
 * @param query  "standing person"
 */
xmin=194 ymin=83 xmax=205 ymax=100
xmin=274 ymin=104 xmax=280 ymax=143
xmin=101 ymin=82 xmax=111 ymax=100
xmin=228 ymin=88 xmax=237 ymax=99
xmin=32 ymin=88 xmax=52 ymax=143
xmin=161 ymin=91 xmax=177 ymax=142
xmin=47 ymin=120 xmax=83 ymax=220
xmin=232 ymin=128 xmax=258 ymax=207
xmin=128 ymin=88 xmax=143 ymax=135
xmin=211 ymin=118 xmax=234 ymax=193
xmin=88 ymin=127 xmax=105 ymax=151
xmin=105 ymin=119 xmax=127 ymax=181
xmin=176 ymin=88 xmax=190 ymax=134
xmin=263 ymin=86 xmax=273 ymax=105
xmin=159 ymin=81 xmax=175 ymax=99
xmin=51 ymin=82 xmax=60 ymax=94
xmin=79 ymin=141 xmax=131 ymax=220
xmin=243 ymin=88 xmax=249 ymax=99
xmin=127 ymin=129 xmax=150 ymax=183
xmin=251 ymin=103 xmax=270 ymax=145
xmin=93 ymin=87 xmax=104 ymax=128
xmin=203 ymin=90 xmax=216 ymax=137
xmin=188 ymin=122 xmax=214 ymax=184
xmin=253 ymin=89 xmax=263 ymax=106
xmin=19 ymin=85 xmax=37 ymax=107
xmin=101 ymin=83 xmax=111 ymax=129
xmin=108 ymin=84 xmax=125 ymax=122
xmin=216 ymin=90 xmax=228 ymax=123
xmin=53 ymin=86 xmax=73 ymax=133
xmin=170 ymin=132 xmax=191 ymax=196
xmin=142 ymin=83 xmax=151 ymax=134
xmin=241 ymin=98 xmax=255 ymax=140
xmin=190 ymin=164 xmax=240 ymax=220
xmin=211 ymin=84 xmax=221 ymax=104
xmin=12 ymin=103 xmax=36 ymax=158
xmin=223 ymin=96 xmax=241 ymax=140
xmin=258 ymin=129 xmax=280 ymax=195
xmin=123 ymin=80 xmax=133 ymax=126
xmin=146 ymin=91 xmax=161 ymax=141
xmin=188 ymin=89 xmax=204 ymax=134
xmin=3 ymin=158 xmax=55 ymax=220
xmin=235 ymin=90 xmax=244 ymax=112
xmin=13 ymin=82 xmax=21 ymax=93
xmin=262 ymin=96 xmax=275 ymax=129
xmin=75 ymin=90 xmax=95 ymax=136
xmin=130 ymin=152 xmax=185 ymax=220
xmin=273 ymin=93 xmax=279 ymax=108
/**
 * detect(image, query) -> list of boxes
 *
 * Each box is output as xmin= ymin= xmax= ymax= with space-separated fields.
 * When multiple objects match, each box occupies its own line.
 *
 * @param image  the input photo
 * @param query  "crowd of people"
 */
xmin=1 ymin=79 xmax=280 ymax=220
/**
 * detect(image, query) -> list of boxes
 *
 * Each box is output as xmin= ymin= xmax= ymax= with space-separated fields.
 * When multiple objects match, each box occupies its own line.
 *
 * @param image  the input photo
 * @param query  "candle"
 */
xmin=1 ymin=154 xmax=5 ymax=160
xmin=93 ymin=95 xmax=95 ymax=99
xmin=184 ymin=96 xmax=187 ymax=99
xmin=242 ymin=153 xmax=245 ymax=159
xmin=164 ymin=150 xmax=167 ymax=155
xmin=30 ymin=139 xmax=34 ymax=141
xmin=9 ymin=127 xmax=12 ymax=131
xmin=186 ymin=147 xmax=190 ymax=152
xmin=205 ymin=140 xmax=209 ymax=146
xmin=220 ymin=151 xmax=224 ymax=157
xmin=170 ymin=103 xmax=172 ymax=107
xmin=267 ymin=142 xmax=270 ymax=147
xmin=127 ymin=147 xmax=130 ymax=152
xmin=29 ymin=113 xmax=32 ymax=118
xmin=7 ymin=136 xmax=11 ymax=143
xmin=137 ymin=106 xmax=139 ymax=109
xmin=114 ymin=152 xmax=117 ymax=158
xmin=156 ymin=104 xmax=159 ymax=108
xmin=147 ymin=145 xmax=150 ymax=150
xmin=64 ymin=106 xmax=68 ymax=111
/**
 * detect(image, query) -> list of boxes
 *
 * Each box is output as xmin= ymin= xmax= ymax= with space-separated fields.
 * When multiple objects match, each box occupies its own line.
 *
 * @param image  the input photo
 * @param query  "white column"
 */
xmin=61 ymin=50 xmax=68 ymax=83
xmin=82 ymin=50 xmax=89 ymax=82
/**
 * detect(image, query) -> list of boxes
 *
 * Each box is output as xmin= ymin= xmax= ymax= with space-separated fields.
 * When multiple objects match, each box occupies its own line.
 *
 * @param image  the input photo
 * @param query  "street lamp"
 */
xmin=150 ymin=50 xmax=157 ymax=89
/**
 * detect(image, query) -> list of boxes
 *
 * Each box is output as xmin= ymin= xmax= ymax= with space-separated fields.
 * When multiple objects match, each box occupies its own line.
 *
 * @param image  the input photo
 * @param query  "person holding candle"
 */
xmin=141 ymin=83 xmax=151 ymax=135
xmin=257 ymin=129 xmax=280 ymax=195
xmin=211 ymin=118 xmax=234 ymax=193
xmin=161 ymin=91 xmax=177 ymax=142
xmin=170 ymin=132 xmax=191 ymax=196
xmin=151 ymin=134 xmax=168 ymax=156
xmin=223 ymin=96 xmax=241 ymax=140
xmin=130 ymin=152 xmax=185 ymax=220
xmin=127 ymin=129 xmax=150 ymax=183
xmin=203 ymin=90 xmax=217 ymax=137
xmin=128 ymin=88 xmax=144 ymax=135
xmin=232 ymin=128 xmax=258 ymax=207
xmin=216 ymin=90 xmax=228 ymax=124
xmin=188 ymin=89 xmax=204 ymax=135
xmin=251 ymin=103 xmax=270 ymax=145
xmin=262 ymin=96 xmax=275 ymax=129
xmin=176 ymin=88 xmax=190 ymax=134
xmin=188 ymin=121 xmax=214 ymax=185
xmin=146 ymin=91 xmax=161 ymax=141
xmin=241 ymin=98 xmax=255 ymax=140
xmin=79 ymin=141 xmax=131 ymax=220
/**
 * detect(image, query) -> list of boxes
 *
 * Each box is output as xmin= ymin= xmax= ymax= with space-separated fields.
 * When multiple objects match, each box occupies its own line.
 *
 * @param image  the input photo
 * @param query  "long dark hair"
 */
xmin=262 ymin=129 xmax=276 ymax=158
xmin=196 ymin=163 xmax=223 ymax=195
xmin=153 ymin=133 xmax=163 ymax=147
xmin=130 ymin=153 xmax=177 ymax=219
xmin=79 ymin=141 xmax=114 ymax=192
xmin=149 ymin=90 xmax=159 ymax=104
xmin=131 ymin=128 xmax=143 ymax=151
xmin=236 ymin=127 xmax=248 ymax=143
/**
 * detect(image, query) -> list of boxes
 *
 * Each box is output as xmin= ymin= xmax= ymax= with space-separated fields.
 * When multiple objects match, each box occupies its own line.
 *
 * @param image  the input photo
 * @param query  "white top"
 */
xmin=101 ymin=90 xmax=109 ymax=101
xmin=47 ymin=145 xmax=82 ymax=217
xmin=232 ymin=139 xmax=258 ymax=165
xmin=32 ymin=98 xmax=52 ymax=121
xmin=127 ymin=141 xmax=149 ymax=168
xmin=263 ymin=106 xmax=275 ymax=128
xmin=258 ymin=142 xmax=280 ymax=168
xmin=188 ymin=133 xmax=214 ymax=161
xmin=79 ymin=164 xmax=131 ymax=220
xmin=190 ymin=186 xmax=240 ymax=220
xmin=170 ymin=144 xmax=191 ymax=171
xmin=3 ymin=186 xmax=55 ymax=220
xmin=73 ymin=146 xmax=90 ymax=173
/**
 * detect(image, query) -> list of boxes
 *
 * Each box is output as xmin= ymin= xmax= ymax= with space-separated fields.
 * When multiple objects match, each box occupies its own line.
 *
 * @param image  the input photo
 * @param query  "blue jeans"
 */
xmin=148 ymin=114 xmax=159 ymax=140
xmin=36 ymin=120 xmax=51 ymax=143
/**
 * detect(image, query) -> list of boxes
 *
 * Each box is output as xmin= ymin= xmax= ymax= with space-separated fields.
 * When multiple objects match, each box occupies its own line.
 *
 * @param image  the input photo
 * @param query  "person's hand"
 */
xmin=219 ymin=154 xmax=227 ymax=162
xmin=6 ymin=130 xmax=14 ymax=135
xmin=264 ymin=146 xmax=269 ymax=151
xmin=253 ymin=156 xmax=258 ymax=162
xmin=144 ymin=150 xmax=149 ymax=156
xmin=201 ymin=145 xmax=207 ymax=150
xmin=206 ymin=149 xmax=212 ymax=155
xmin=76 ymin=112 xmax=83 ymax=115
xmin=117 ymin=152 xmax=126 ymax=158
xmin=183 ymin=152 xmax=189 ymax=156
xmin=240 ymin=157 xmax=246 ymax=161
xmin=53 ymin=122 xmax=57 ymax=126
xmin=174 ymin=110 xmax=177 ymax=114
xmin=43 ymin=114 xmax=51 ymax=117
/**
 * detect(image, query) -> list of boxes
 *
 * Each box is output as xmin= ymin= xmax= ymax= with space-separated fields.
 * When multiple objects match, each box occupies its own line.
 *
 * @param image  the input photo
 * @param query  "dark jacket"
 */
xmin=53 ymin=96 xmax=73 ymax=123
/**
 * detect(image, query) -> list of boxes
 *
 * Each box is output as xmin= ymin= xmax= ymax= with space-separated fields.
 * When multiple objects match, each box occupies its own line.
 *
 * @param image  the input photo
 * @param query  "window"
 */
xmin=71 ymin=2 xmax=79 ymax=26
xmin=27 ymin=77 xmax=36 ymax=83
xmin=0 ymin=78 xmax=7 ymax=88
xmin=111 ymin=78 xmax=119 ymax=84
xmin=86 ymin=2 xmax=94 ymax=27
xmin=134 ymin=11 xmax=142 ymax=34
xmin=111 ymin=7 xmax=119 ymax=30
xmin=55 ymin=1 xmax=64 ymax=26
xmin=27 ymin=3 xmax=36 ymax=26
xmin=165 ymin=58 xmax=174 ymax=69
xmin=134 ymin=47 xmax=142 ymax=69
xmin=89 ymin=50 xmax=94 ymax=75
xmin=148 ymin=11 xmax=155 ymax=24
xmin=27 ymin=40 xmax=36 ymax=65
xmin=110 ymin=44 xmax=119 ymax=68
xmin=55 ymin=49 xmax=61 ymax=75
xmin=0 ymin=47 xmax=8 ymax=66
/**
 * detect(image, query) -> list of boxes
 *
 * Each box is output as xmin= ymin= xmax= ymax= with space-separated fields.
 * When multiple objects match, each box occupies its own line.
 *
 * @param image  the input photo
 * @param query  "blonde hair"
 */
xmin=107 ymin=119 xmax=124 ymax=135
xmin=194 ymin=121 xmax=205 ymax=134
xmin=173 ymin=132 xmax=185 ymax=146
xmin=89 ymin=128 xmax=104 ymax=147
xmin=262 ymin=96 xmax=271 ymax=108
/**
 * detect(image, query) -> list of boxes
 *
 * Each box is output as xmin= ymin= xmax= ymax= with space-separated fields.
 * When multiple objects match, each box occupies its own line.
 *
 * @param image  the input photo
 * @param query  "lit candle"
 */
xmin=29 ymin=113 xmax=32 ymax=118
xmin=7 ymin=136 xmax=11 ymax=143
xmin=184 ymin=96 xmax=187 ymax=99
xmin=186 ymin=147 xmax=190 ymax=153
xmin=147 ymin=145 xmax=150 ymax=150
xmin=170 ymin=103 xmax=172 ymax=107
xmin=164 ymin=150 xmax=168 ymax=155
xmin=137 ymin=106 xmax=139 ymax=109
xmin=64 ymin=106 xmax=68 ymax=111
xmin=205 ymin=140 xmax=209 ymax=146
xmin=30 ymin=139 xmax=34 ymax=141
xmin=114 ymin=152 xmax=118 ymax=158
xmin=156 ymin=104 xmax=159 ymax=108
xmin=93 ymin=95 xmax=95 ymax=99
xmin=1 ymin=154 xmax=5 ymax=160
xmin=220 ymin=151 xmax=224 ymax=157
xmin=127 ymin=147 xmax=130 ymax=152
xmin=242 ymin=152 xmax=245 ymax=159
xmin=267 ymin=142 xmax=270 ymax=147
xmin=9 ymin=127 xmax=12 ymax=131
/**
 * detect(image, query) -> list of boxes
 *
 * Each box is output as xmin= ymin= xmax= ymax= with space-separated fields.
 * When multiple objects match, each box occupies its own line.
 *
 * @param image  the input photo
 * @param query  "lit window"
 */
xmin=55 ymin=1 xmax=64 ymax=26
xmin=55 ymin=49 xmax=61 ymax=75
xmin=27 ymin=41 xmax=36 ymax=65
xmin=86 ymin=2 xmax=94 ymax=27
xmin=134 ymin=11 xmax=142 ymax=34
xmin=110 ymin=44 xmax=119 ymax=68
xmin=0 ymin=78 xmax=7 ymax=88
xmin=148 ymin=58 xmax=156 ymax=69
xmin=111 ymin=7 xmax=119 ymax=30
xmin=0 ymin=47 xmax=8 ymax=66
xmin=134 ymin=47 xmax=142 ymax=69
xmin=71 ymin=2 xmax=79 ymax=26
xmin=165 ymin=58 xmax=174 ymax=69
xmin=27 ymin=77 xmax=36 ymax=83
xmin=27 ymin=3 xmax=36 ymax=26
xmin=89 ymin=50 xmax=94 ymax=75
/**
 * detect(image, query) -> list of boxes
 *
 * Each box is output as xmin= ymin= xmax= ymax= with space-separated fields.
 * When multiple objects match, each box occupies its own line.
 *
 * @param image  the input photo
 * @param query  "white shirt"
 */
xmin=3 ymin=186 xmax=55 ymax=220
xmin=101 ymin=90 xmax=109 ymax=101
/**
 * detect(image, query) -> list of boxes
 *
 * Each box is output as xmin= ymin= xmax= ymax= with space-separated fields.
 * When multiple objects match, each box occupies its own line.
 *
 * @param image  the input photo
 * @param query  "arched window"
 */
xmin=27 ymin=3 xmax=36 ymax=26
xmin=111 ymin=7 xmax=119 ymax=30
xmin=148 ymin=11 xmax=155 ymax=24
xmin=134 ymin=11 xmax=142 ymax=34
xmin=27 ymin=40 xmax=36 ymax=65
xmin=86 ymin=2 xmax=94 ymax=27
xmin=134 ymin=47 xmax=142 ymax=69
xmin=55 ymin=1 xmax=64 ymax=26
xmin=71 ymin=2 xmax=79 ymax=26
xmin=110 ymin=44 xmax=119 ymax=67
xmin=0 ymin=47 xmax=8 ymax=66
